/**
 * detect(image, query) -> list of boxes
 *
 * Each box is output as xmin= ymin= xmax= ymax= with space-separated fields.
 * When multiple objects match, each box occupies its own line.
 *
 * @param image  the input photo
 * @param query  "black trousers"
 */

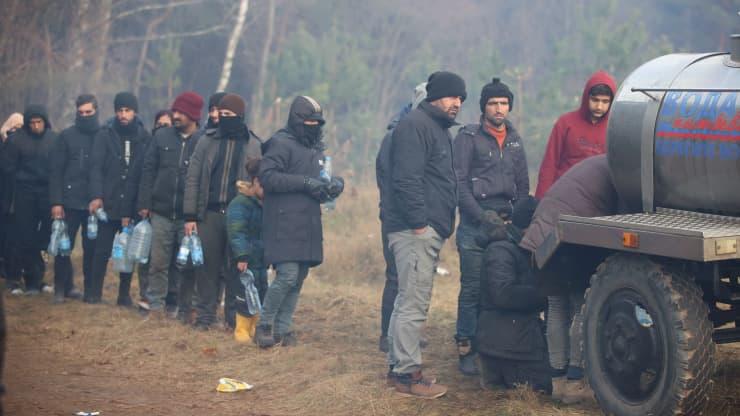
xmin=53 ymin=209 xmax=93 ymax=296
xmin=8 ymin=188 xmax=50 ymax=291
xmin=479 ymin=353 xmax=552 ymax=394
xmin=89 ymin=220 xmax=132 ymax=302
xmin=380 ymin=224 xmax=398 ymax=337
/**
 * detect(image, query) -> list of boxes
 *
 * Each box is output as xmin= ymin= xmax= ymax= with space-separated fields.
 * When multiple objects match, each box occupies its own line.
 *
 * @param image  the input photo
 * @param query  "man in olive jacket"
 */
xmin=182 ymin=93 xmax=262 ymax=330
xmin=254 ymin=95 xmax=344 ymax=348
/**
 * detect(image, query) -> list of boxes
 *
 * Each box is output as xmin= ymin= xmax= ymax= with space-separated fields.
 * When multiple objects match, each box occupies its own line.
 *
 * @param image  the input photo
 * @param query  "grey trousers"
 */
xmin=146 ymin=213 xmax=191 ymax=310
xmin=546 ymin=293 xmax=585 ymax=372
xmin=258 ymin=262 xmax=309 ymax=336
xmin=194 ymin=210 xmax=229 ymax=327
xmin=387 ymin=228 xmax=444 ymax=375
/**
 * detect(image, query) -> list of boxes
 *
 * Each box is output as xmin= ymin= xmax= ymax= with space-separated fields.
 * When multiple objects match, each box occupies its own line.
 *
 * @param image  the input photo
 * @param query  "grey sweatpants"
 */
xmin=546 ymin=293 xmax=585 ymax=372
xmin=387 ymin=228 xmax=444 ymax=375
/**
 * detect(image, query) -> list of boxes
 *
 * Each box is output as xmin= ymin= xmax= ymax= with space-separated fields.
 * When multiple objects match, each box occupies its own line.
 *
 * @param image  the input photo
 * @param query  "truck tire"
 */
xmin=582 ymin=253 xmax=715 ymax=416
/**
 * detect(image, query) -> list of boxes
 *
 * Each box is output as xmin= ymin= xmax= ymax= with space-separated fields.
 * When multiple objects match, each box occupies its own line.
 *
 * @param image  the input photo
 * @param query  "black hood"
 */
xmin=23 ymin=104 xmax=51 ymax=133
xmin=287 ymin=96 xmax=326 ymax=149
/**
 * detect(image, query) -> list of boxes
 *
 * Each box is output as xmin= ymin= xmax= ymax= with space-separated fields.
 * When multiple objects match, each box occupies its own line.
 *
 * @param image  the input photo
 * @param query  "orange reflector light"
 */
xmin=623 ymin=232 xmax=639 ymax=248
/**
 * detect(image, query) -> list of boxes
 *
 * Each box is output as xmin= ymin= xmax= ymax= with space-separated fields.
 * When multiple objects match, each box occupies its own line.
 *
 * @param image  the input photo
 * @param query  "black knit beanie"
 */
xmin=511 ymin=196 xmax=538 ymax=229
xmin=208 ymin=92 xmax=227 ymax=109
xmin=425 ymin=71 xmax=467 ymax=102
xmin=114 ymin=92 xmax=138 ymax=112
xmin=480 ymin=78 xmax=514 ymax=112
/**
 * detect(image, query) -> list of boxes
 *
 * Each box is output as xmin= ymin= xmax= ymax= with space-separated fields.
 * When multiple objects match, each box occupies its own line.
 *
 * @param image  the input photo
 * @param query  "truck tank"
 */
xmin=607 ymin=36 xmax=740 ymax=215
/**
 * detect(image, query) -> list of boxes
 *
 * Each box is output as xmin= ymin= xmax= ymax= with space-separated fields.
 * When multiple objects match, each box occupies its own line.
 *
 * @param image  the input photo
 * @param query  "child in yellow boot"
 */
xmin=226 ymin=159 xmax=268 ymax=343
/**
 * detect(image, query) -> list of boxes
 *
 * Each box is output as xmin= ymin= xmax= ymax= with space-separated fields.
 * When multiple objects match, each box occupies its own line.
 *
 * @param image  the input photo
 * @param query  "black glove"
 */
xmin=480 ymin=210 xmax=504 ymax=227
xmin=327 ymin=176 xmax=344 ymax=199
xmin=304 ymin=176 xmax=331 ymax=202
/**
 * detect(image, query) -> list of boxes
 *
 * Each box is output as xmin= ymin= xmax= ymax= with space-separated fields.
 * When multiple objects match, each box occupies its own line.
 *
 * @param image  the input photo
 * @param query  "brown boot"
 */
xmin=561 ymin=379 xmax=594 ymax=404
xmin=386 ymin=367 xmax=437 ymax=388
xmin=394 ymin=370 xmax=447 ymax=399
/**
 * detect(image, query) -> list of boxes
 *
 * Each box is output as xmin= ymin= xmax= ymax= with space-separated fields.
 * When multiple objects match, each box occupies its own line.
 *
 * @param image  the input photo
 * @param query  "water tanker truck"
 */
xmin=536 ymin=36 xmax=740 ymax=415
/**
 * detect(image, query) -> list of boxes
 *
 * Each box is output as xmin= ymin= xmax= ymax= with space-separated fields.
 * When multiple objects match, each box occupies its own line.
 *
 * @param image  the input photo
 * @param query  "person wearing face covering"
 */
xmin=48 ymin=94 xmax=101 ymax=303
xmin=182 ymin=93 xmax=262 ymax=330
xmin=253 ymin=95 xmax=344 ymax=348
xmin=1 ymin=104 xmax=57 ymax=295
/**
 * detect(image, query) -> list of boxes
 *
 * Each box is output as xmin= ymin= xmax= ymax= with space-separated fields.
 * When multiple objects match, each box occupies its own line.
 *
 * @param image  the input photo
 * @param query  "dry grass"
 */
xmin=4 ymin=182 xmax=740 ymax=415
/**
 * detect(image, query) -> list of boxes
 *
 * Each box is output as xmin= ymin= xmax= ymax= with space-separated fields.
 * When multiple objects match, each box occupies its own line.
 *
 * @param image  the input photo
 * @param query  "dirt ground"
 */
xmin=4 ymin=267 xmax=740 ymax=416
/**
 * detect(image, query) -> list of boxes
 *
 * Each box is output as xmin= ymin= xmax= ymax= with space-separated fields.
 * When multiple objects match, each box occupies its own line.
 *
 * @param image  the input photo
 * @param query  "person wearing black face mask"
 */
xmin=87 ymin=92 xmax=151 ymax=305
xmin=48 ymin=94 xmax=101 ymax=303
xmin=182 ymin=93 xmax=262 ymax=330
xmin=253 ymin=96 xmax=345 ymax=348
xmin=1 ymin=104 xmax=57 ymax=295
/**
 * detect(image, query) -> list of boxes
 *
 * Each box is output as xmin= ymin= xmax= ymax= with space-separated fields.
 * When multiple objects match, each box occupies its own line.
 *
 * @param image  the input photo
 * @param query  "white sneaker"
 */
xmin=10 ymin=288 xmax=24 ymax=296
xmin=41 ymin=284 xmax=54 ymax=294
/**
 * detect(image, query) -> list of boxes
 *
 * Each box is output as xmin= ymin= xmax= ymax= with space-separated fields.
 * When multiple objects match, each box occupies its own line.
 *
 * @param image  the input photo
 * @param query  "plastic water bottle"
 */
xmin=95 ymin=207 xmax=108 ymax=223
xmin=87 ymin=215 xmax=98 ymax=240
xmin=321 ymin=156 xmax=336 ymax=210
xmin=112 ymin=226 xmax=134 ymax=272
xmin=48 ymin=219 xmax=63 ymax=256
xmin=239 ymin=269 xmax=262 ymax=315
xmin=128 ymin=219 xmax=152 ymax=264
xmin=176 ymin=235 xmax=191 ymax=267
xmin=58 ymin=221 xmax=72 ymax=257
xmin=190 ymin=232 xmax=204 ymax=266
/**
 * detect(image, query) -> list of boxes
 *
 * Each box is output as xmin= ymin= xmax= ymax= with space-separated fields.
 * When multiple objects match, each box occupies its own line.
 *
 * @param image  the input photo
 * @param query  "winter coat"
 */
xmin=260 ymin=129 xmax=324 ymax=266
xmin=226 ymin=183 xmax=264 ymax=269
xmin=535 ymin=71 xmax=617 ymax=199
xmin=138 ymin=127 xmax=202 ymax=219
xmin=382 ymin=100 xmax=458 ymax=238
xmin=454 ymin=119 xmax=529 ymax=224
xmin=477 ymin=231 xmax=547 ymax=361
xmin=88 ymin=123 xmax=151 ymax=220
xmin=376 ymin=106 xmax=410 ymax=221
xmin=182 ymin=128 xmax=261 ymax=221
xmin=49 ymin=124 xmax=98 ymax=210
xmin=520 ymin=154 xmax=617 ymax=254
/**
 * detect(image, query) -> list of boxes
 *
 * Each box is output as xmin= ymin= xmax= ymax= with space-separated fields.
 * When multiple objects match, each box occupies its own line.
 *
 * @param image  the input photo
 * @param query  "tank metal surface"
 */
xmin=541 ymin=36 xmax=740 ymax=416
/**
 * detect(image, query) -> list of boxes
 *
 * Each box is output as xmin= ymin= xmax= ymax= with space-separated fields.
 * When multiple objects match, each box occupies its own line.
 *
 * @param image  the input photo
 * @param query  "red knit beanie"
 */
xmin=171 ymin=91 xmax=204 ymax=122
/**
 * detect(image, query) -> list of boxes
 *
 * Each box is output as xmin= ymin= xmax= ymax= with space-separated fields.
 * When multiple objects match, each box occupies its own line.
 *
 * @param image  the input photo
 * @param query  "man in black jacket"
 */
xmin=254 ymin=96 xmax=343 ymax=348
xmin=476 ymin=196 xmax=551 ymax=394
xmin=452 ymin=78 xmax=529 ymax=375
xmin=87 ymin=92 xmax=151 ymax=305
xmin=1 ymin=105 xmax=56 ymax=295
xmin=49 ymin=94 xmax=100 ymax=303
xmin=138 ymin=91 xmax=203 ymax=317
xmin=183 ymin=93 xmax=262 ymax=330
xmin=383 ymin=71 xmax=465 ymax=399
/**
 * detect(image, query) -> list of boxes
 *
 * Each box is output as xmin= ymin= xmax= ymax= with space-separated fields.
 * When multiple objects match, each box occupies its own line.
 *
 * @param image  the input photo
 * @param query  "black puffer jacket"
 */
xmin=260 ymin=98 xmax=326 ymax=266
xmin=89 ymin=123 xmax=151 ymax=220
xmin=382 ymin=101 xmax=458 ymax=238
xmin=375 ymin=106 xmax=409 ymax=221
xmin=477 ymin=228 xmax=547 ymax=361
xmin=49 ymin=123 xmax=99 ymax=210
xmin=454 ymin=119 xmax=529 ymax=223
xmin=138 ymin=127 xmax=202 ymax=219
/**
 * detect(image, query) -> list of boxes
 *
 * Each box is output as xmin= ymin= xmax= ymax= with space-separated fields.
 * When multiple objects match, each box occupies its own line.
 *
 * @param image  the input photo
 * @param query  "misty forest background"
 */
xmin=1 ymin=0 xmax=736 ymax=179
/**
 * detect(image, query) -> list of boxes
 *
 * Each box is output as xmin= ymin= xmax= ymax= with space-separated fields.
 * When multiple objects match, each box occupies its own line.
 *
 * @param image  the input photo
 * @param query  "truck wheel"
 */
xmin=582 ymin=254 xmax=715 ymax=416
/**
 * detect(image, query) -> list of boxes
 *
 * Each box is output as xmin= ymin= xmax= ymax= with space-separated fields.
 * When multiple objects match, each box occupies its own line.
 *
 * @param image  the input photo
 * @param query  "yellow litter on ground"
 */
xmin=216 ymin=377 xmax=254 ymax=393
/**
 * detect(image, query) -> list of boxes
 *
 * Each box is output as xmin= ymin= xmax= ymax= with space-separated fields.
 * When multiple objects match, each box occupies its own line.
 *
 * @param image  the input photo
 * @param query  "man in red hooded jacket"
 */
xmin=535 ymin=71 xmax=616 ymax=199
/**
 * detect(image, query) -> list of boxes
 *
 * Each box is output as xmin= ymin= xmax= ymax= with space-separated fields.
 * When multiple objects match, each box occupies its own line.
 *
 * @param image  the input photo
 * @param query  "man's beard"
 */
xmin=485 ymin=114 xmax=504 ymax=127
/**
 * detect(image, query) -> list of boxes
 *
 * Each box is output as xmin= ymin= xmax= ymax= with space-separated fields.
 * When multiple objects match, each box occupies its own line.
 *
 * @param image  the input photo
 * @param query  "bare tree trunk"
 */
xmin=250 ymin=0 xmax=275 ymax=129
xmin=90 ymin=0 xmax=113 ymax=92
xmin=217 ymin=0 xmax=249 ymax=92
xmin=133 ymin=9 xmax=171 ymax=97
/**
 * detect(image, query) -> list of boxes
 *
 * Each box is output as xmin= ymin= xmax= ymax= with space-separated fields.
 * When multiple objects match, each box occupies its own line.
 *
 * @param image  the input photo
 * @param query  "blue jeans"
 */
xmin=455 ymin=221 xmax=484 ymax=341
xmin=258 ymin=262 xmax=309 ymax=336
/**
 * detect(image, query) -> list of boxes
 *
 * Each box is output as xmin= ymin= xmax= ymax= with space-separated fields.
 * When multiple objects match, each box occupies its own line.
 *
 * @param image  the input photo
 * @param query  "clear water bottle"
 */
xmin=239 ymin=269 xmax=262 ymax=315
xmin=95 ymin=207 xmax=108 ymax=223
xmin=113 ymin=226 xmax=134 ymax=272
xmin=87 ymin=215 xmax=98 ymax=240
xmin=320 ymin=155 xmax=336 ymax=210
xmin=175 ymin=235 xmax=191 ymax=267
xmin=58 ymin=221 xmax=72 ymax=257
xmin=190 ymin=232 xmax=204 ymax=266
xmin=128 ymin=219 xmax=152 ymax=264
xmin=48 ymin=219 xmax=64 ymax=256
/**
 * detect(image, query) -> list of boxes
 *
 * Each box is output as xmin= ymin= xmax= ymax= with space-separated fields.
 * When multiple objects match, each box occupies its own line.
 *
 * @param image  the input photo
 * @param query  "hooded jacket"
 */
xmin=535 ymin=71 xmax=616 ymax=199
xmin=226 ymin=182 xmax=264 ymax=269
xmin=260 ymin=97 xmax=326 ymax=266
xmin=454 ymin=119 xmax=529 ymax=224
xmin=88 ymin=121 xmax=151 ymax=220
xmin=376 ymin=105 xmax=411 ymax=222
xmin=49 ymin=118 xmax=100 ymax=210
xmin=382 ymin=101 xmax=458 ymax=238
xmin=138 ymin=126 xmax=202 ymax=219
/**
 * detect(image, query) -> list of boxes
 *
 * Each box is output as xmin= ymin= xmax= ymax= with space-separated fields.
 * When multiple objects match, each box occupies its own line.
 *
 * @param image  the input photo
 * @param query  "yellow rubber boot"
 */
xmin=235 ymin=313 xmax=259 ymax=343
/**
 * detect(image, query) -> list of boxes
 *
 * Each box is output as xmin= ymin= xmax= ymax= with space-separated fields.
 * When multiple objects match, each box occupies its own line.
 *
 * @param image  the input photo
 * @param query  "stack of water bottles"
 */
xmin=175 ymin=232 xmax=204 ymax=268
xmin=320 ymin=155 xmax=336 ymax=211
xmin=48 ymin=219 xmax=72 ymax=257
xmin=239 ymin=269 xmax=262 ymax=315
xmin=112 ymin=225 xmax=134 ymax=273
xmin=87 ymin=207 xmax=108 ymax=240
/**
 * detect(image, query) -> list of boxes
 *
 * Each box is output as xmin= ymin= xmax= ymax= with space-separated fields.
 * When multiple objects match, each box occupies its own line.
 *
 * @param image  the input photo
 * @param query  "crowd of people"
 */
xmin=0 ymin=67 xmax=618 ymax=403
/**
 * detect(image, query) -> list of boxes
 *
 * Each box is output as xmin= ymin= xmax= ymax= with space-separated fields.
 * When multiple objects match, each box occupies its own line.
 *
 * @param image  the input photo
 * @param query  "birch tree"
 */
xmin=217 ymin=0 xmax=249 ymax=92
